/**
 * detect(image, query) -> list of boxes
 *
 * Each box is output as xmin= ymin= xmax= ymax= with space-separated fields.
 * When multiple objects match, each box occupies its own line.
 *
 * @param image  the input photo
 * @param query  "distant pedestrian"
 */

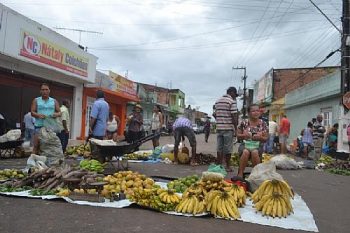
xmin=89 ymin=90 xmax=109 ymax=140
xmin=23 ymin=111 xmax=35 ymax=146
xmin=302 ymin=122 xmax=313 ymax=157
xmin=312 ymin=114 xmax=325 ymax=160
xmin=213 ymin=86 xmax=238 ymax=172
xmin=106 ymin=112 xmax=120 ymax=142
xmin=127 ymin=104 xmax=144 ymax=145
xmin=151 ymin=105 xmax=163 ymax=149
xmin=279 ymin=114 xmax=290 ymax=154
xmin=57 ymin=100 xmax=70 ymax=153
xmin=172 ymin=115 xmax=197 ymax=166
xmin=266 ymin=120 xmax=278 ymax=154
xmin=203 ymin=117 xmax=211 ymax=143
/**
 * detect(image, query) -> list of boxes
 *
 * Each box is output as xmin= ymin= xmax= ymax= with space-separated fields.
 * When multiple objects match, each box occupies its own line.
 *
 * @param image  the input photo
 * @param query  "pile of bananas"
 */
xmin=317 ymin=155 xmax=334 ymax=165
xmin=130 ymin=188 xmax=180 ymax=212
xmin=0 ymin=169 xmax=26 ymax=180
xmin=230 ymin=153 xmax=240 ymax=167
xmin=206 ymin=190 xmax=240 ymax=219
xmin=254 ymin=192 xmax=293 ymax=218
xmin=175 ymin=194 xmax=206 ymax=215
xmin=224 ymin=184 xmax=246 ymax=207
xmin=123 ymin=152 xmax=152 ymax=161
xmin=167 ymin=175 xmax=200 ymax=193
xmin=79 ymin=159 xmax=104 ymax=173
xmin=66 ymin=144 xmax=91 ymax=157
xmin=251 ymin=179 xmax=294 ymax=203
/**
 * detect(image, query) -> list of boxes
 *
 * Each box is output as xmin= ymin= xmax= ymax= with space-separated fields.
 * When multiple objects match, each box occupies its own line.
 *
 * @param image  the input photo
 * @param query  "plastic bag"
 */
xmin=270 ymin=154 xmax=301 ymax=170
xmin=151 ymin=146 xmax=162 ymax=160
xmin=161 ymin=144 xmax=174 ymax=153
xmin=246 ymin=161 xmax=284 ymax=192
xmin=6 ymin=129 xmax=22 ymax=141
xmin=207 ymin=164 xmax=227 ymax=177
xmin=38 ymin=127 xmax=63 ymax=166
xmin=26 ymin=154 xmax=48 ymax=171
xmin=43 ymin=117 xmax=62 ymax=133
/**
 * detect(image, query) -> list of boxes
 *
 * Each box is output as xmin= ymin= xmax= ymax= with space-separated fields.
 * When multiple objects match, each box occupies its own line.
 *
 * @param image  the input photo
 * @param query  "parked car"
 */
xmin=192 ymin=124 xmax=200 ymax=134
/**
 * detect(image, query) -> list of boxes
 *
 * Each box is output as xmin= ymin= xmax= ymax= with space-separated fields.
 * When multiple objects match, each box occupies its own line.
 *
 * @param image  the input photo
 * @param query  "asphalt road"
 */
xmin=1 ymin=134 xmax=349 ymax=233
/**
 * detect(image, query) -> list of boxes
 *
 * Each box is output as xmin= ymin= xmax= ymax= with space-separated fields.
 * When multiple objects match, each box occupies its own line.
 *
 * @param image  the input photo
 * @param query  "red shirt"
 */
xmin=279 ymin=117 xmax=290 ymax=135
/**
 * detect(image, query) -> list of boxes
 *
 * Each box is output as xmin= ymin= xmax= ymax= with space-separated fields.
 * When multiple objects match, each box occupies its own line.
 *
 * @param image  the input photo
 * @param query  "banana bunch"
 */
xmin=206 ymin=190 xmax=240 ymax=220
xmin=175 ymin=195 xmax=206 ymax=215
xmin=183 ymin=183 xmax=207 ymax=198
xmin=224 ymin=184 xmax=246 ymax=207
xmin=254 ymin=192 xmax=293 ymax=218
xmin=252 ymin=179 xmax=294 ymax=203
xmin=262 ymin=153 xmax=272 ymax=163
xmin=198 ymin=179 xmax=232 ymax=193
xmin=158 ymin=189 xmax=181 ymax=204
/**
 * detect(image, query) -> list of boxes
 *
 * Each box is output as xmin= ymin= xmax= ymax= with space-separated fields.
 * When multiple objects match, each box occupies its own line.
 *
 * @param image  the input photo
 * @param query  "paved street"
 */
xmin=1 ymin=134 xmax=350 ymax=233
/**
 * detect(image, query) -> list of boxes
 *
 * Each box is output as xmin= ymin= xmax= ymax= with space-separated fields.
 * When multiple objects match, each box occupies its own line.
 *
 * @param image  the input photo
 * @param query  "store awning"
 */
xmin=84 ymin=87 xmax=139 ymax=103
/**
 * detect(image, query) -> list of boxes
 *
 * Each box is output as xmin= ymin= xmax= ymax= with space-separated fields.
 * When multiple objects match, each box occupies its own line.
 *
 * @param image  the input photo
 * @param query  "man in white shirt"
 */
xmin=23 ymin=111 xmax=35 ymax=146
xmin=57 ymin=100 xmax=70 ymax=152
xmin=266 ymin=120 xmax=278 ymax=154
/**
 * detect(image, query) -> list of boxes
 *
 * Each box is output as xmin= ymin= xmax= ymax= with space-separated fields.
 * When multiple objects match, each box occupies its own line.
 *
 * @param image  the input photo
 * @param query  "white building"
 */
xmin=0 ymin=4 xmax=97 ymax=138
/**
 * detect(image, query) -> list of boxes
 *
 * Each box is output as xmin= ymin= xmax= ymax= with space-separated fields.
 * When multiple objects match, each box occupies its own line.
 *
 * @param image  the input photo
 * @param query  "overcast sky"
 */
xmin=2 ymin=0 xmax=342 ymax=115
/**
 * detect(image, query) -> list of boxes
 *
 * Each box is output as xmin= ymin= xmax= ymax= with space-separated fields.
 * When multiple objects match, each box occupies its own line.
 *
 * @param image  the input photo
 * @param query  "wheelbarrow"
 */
xmin=0 ymin=139 xmax=24 ymax=158
xmin=91 ymin=132 xmax=161 ymax=172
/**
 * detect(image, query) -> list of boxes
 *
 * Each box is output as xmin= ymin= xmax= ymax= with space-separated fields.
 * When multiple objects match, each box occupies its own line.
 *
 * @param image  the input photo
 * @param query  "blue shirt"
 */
xmin=90 ymin=98 xmax=109 ymax=137
xmin=173 ymin=117 xmax=192 ymax=130
xmin=24 ymin=112 xmax=35 ymax=130
xmin=35 ymin=97 xmax=55 ymax=127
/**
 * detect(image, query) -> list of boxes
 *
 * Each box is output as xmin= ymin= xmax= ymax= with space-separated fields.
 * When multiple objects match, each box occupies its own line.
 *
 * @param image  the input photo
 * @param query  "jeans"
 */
xmin=57 ymin=130 xmax=69 ymax=153
xmin=265 ymin=134 xmax=275 ymax=153
xmin=25 ymin=128 xmax=35 ymax=146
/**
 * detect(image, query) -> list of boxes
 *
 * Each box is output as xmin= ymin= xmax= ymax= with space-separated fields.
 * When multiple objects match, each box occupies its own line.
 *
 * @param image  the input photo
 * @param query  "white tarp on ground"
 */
xmin=0 ymin=187 xmax=318 ymax=232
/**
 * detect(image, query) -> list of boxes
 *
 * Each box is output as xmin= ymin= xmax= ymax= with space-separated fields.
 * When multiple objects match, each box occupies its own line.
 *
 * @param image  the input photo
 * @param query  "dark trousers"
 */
xmin=57 ymin=130 xmax=69 ymax=153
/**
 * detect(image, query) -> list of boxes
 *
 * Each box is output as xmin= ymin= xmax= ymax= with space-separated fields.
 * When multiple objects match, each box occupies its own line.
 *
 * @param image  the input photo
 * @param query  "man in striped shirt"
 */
xmin=172 ymin=116 xmax=197 ymax=165
xmin=213 ymin=87 xmax=238 ymax=172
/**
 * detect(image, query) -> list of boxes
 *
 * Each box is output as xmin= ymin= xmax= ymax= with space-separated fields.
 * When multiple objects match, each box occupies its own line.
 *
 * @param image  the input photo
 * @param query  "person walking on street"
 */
xmin=266 ymin=120 xmax=278 ymax=154
xmin=313 ymin=114 xmax=325 ymax=160
xmin=172 ymin=115 xmax=198 ymax=165
xmin=106 ymin=112 xmax=120 ymax=142
xmin=302 ymin=122 xmax=313 ymax=158
xmin=56 ymin=100 xmax=70 ymax=153
xmin=203 ymin=117 xmax=211 ymax=143
xmin=31 ymin=83 xmax=61 ymax=154
xmin=213 ymin=86 xmax=238 ymax=172
xmin=236 ymin=104 xmax=268 ymax=178
xmin=279 ymin=114 xmax=290 ymax=154
xmin=23 ymin=110 xmax=35 ymax=146
xmin=89 ymin=90 xmax=109 ymax=140
xmin=127 ymin=104 xmax=144 ymax=144
xmin=151 ymin=105 xmax=163 ymax=149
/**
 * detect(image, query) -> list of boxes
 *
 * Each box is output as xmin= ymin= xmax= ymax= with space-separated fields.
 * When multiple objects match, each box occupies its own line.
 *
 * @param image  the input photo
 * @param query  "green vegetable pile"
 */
xmin=29 ymin=188 xmax=57 ymax=196
xmin=167 ymin=175 xmax=200 ymax=193
xmin=0 ymin=185 xmax=31 ymax=192
xmin=79 ymin=159 xmax=104 ymax=173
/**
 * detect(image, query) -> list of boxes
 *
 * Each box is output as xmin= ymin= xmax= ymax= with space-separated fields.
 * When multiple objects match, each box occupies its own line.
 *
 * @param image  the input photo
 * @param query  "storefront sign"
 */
xmin=19 ymin=30 xmax=89 ymax=77
xmin=109 ymin=71 xmax=137 ymax=97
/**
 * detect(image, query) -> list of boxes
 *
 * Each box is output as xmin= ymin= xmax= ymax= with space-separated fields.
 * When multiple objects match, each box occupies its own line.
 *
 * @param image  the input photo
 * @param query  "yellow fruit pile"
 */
xmin=130 ymin=188 xmax=180 ymax=212
xmin=175 ymin=194 xmax=206 ymax=215
xmin=66 ymin=144 xmax=91 ymax=157
xmin=101 ymin=171 xmax=154 ymax=199
xmin=206 ymin=190 xmax=240 ymax=219
xmin=252 ymin=179 xmax=294 ymax=218
xmin=262 ymin=153 xmax=272 ymax=163
xmin=0 ymin=169 xmax=26 ymax=180
xmin=224 ymin=184 xmax=246 ymax=207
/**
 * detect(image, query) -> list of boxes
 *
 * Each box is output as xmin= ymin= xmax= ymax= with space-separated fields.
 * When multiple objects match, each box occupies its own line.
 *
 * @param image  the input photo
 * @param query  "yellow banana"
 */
xmin=276 ymin=198 xmax=283 ymax=218
xmin=221 ymin=199 xmax=231 ymax=219
xmin=211 ymin=196 xmax=219 ymax=215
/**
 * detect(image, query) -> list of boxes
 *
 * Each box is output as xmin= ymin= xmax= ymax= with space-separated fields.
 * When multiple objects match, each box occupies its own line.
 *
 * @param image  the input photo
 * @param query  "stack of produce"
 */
xmin=230 ymin=153 xmax=240 ymax=167
xmin=0 ymin=169 xmax=27 ymax=180
xmin=123 ymin=152 xmax=151 ymax=161
xmin=160 ymin=152 xmax=174 ymax=161
xmin=175 ymin=192 xmax=206 ymax=215
xmin=323 ymin=160 xmax=350 ymax=176
xmin=167 ymin=175 xmax=200 ymax=193
xmin=317 ymin=155 xmax=334 ymax=165
xmin=205 ymin=189 xmax=240 ymax=219
xmin=101 ymin=171 xmax=155 ymax=198
xmin=130 ymin=188 xmax=181 ymax=212
xmin=79 ymin=159 xmax=105 ymax=173
xmin=66 ymin=144 xmax=91 ymax=157
xmin=252 ymin=179 xmax=294 ymax=218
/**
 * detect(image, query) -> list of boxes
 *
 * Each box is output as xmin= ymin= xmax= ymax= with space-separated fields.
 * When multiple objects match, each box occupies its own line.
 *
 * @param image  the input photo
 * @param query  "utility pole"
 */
xmin=54 ymin=27 xmax=103 ymax=45
xmin=232 ymin=66 xmax=248 ymax=118
xmin=342 ymin=0 xmax=350 ymax=94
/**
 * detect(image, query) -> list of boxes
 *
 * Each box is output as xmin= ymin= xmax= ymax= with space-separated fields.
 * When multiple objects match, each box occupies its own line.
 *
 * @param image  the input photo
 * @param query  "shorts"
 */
xmin=238 ymin=143 xmax=263 ymax=156
xmin=279 ymin=134 xmax=288 ymax=144
xmin=216 ymin=130 xmax=234 ymax=155
xmin=174 ymin=127 xmax=196 ymax=147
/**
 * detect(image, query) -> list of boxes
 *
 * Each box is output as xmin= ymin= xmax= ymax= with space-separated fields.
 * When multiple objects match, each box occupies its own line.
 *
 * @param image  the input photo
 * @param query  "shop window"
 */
xmin=321 ymin=108 xmax=332 ymax=127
